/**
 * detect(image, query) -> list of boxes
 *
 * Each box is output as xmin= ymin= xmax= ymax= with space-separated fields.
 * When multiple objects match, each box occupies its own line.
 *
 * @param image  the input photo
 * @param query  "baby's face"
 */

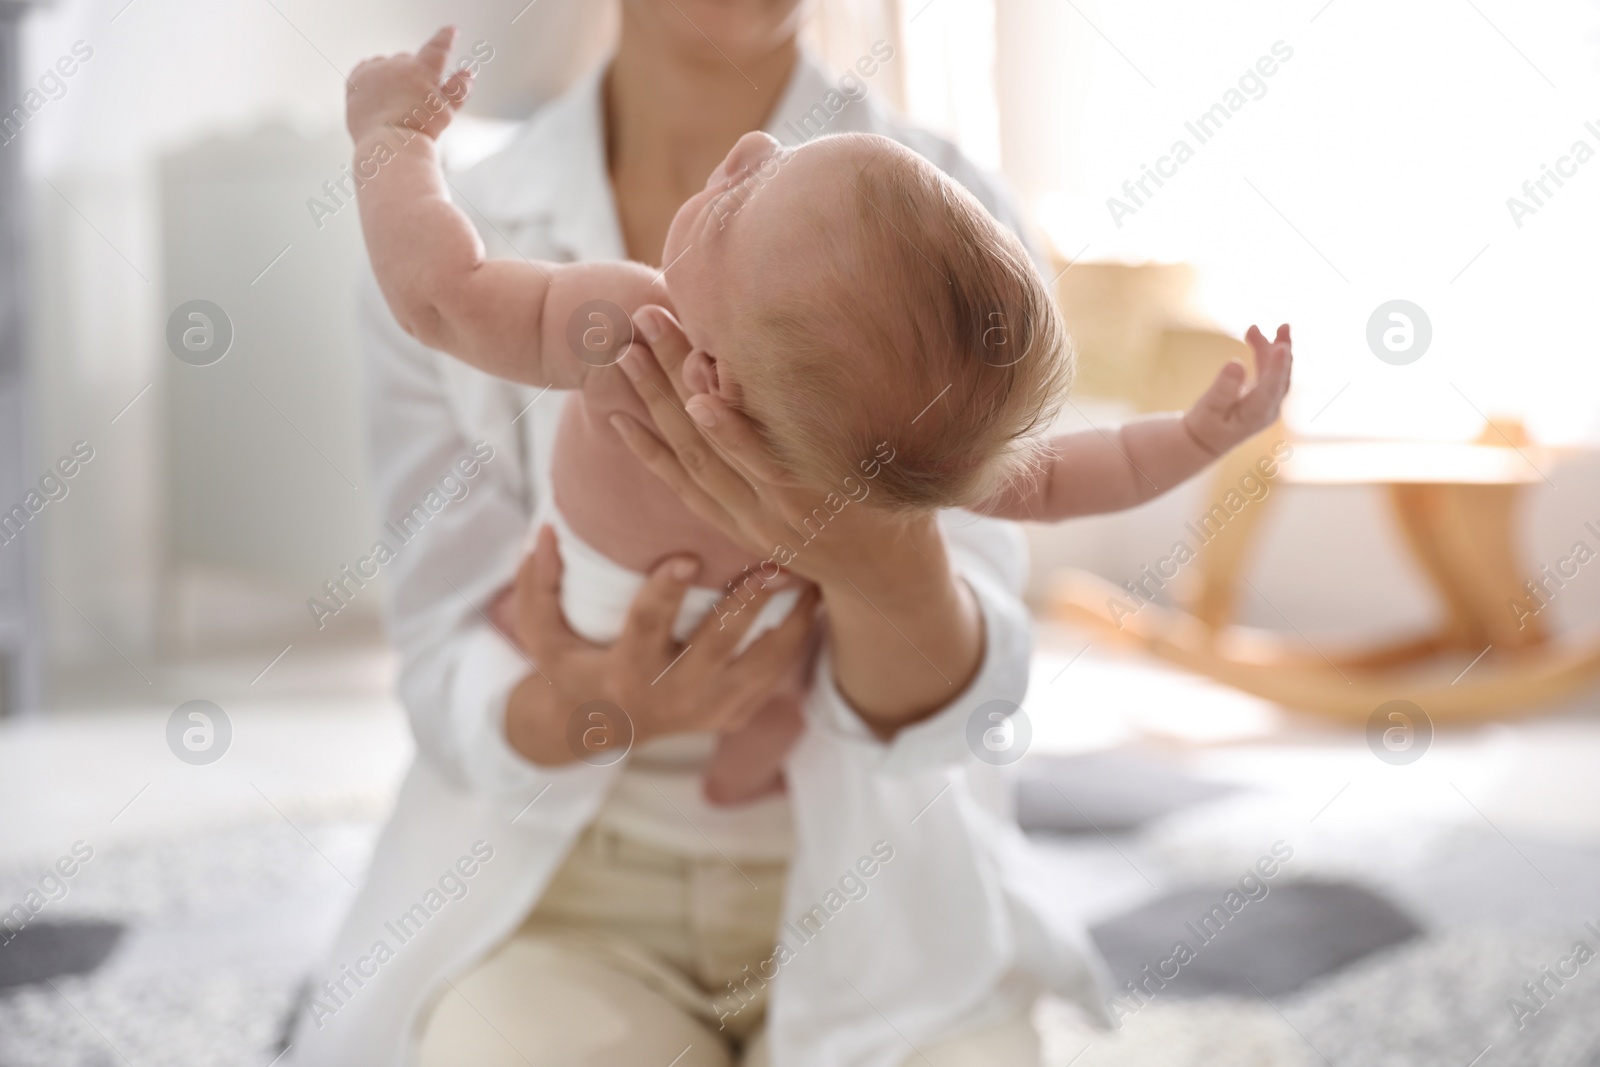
xmin=660 ymin=131 xmax=858 ymax=404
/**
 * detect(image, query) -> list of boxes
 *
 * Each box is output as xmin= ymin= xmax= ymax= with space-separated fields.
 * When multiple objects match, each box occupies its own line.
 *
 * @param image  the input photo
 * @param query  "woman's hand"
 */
xmin=494 ymin=524 xmax=819 ymax=766
xmin=610 ymin=305 xmax=986 ymax=735
xmin=608 ymin=307 xmax=925 ymax=589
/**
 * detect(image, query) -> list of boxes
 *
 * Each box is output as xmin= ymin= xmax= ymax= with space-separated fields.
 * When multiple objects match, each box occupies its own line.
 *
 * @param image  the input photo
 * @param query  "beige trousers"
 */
xmin=417 ymin=824 xmax=1040 ymax=1066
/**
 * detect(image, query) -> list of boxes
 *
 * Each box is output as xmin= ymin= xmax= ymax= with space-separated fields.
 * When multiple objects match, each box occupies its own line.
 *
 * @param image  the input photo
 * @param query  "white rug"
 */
xmin=2 ymin=805 xmax=1598 ymax=1067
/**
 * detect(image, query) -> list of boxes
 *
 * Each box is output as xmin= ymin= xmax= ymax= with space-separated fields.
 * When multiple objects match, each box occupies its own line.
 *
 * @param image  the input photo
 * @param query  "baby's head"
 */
xmin=663 ymin=131 xmax=1071 ymax=510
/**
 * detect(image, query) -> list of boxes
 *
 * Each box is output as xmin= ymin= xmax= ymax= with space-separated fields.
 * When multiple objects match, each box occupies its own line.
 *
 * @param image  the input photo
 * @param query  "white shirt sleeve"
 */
xmin=361 ymin=272 xmax=548 ymax=797
xmin=804 ymin=513 xmax=1031 ymax=773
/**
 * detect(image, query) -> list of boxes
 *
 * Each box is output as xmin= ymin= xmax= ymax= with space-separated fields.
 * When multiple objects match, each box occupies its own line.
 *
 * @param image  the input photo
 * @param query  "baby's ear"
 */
xmin=714 ymin=360 xmax=743 ymax=406
xmin=680 ymin=347 xmax=718 ymax=396
xmin=682 ymin=348 xmax=743 ymax=406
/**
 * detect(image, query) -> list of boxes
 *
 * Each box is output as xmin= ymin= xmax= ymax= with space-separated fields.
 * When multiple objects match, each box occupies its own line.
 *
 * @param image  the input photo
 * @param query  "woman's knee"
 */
xmin=418 ymin=935 xmax=733 ymax=1067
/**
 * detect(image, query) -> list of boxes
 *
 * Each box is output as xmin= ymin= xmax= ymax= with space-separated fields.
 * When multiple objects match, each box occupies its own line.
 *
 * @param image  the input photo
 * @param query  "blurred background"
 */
xmin=1 ymin=0 xmax=1598 ymax=1064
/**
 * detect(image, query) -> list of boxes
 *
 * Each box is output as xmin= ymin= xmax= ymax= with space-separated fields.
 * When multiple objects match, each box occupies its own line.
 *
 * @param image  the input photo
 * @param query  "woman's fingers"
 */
xmin=717 ymin=690 xmax=805 ymax=745
xmin=628 ymin=306 xmax=800 ymax=488
xmin=613 ymin=346 xmax=761 ymax=511
xmin=631 ymin=305 xmax=695 ymax=402
xmin=515 ymin=524 xmax=583 ymax=659
xmin=626 ymin=305 xmax=798 ymax=488
xmin=614 ymin=551 xmax=702 ymax=663
xmin=486 ymin=583 xmax=518 ymax=645
xmin=721 ymin=584 xmax=821 ymax=701
xmin=680 ymin=394 xmax=800 ymax=486
xmin=748 ymin=584 xmax=822 ymax=666
xmin=689 ymin=570 xmax=794 ymax=663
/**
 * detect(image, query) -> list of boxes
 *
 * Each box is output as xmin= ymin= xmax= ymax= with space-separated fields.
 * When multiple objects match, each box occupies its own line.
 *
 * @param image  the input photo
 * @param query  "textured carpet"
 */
xmin=1015 ymin=751 xmax=1238 ymax=835
xmin=0 ymin=819 xmax=372 ymax=1067
xmin=1038 ymin=927 xmax=1600 ymax=1067
xmin=1089 ymin=879 xmax=1423 ymax=998
xmin=0 ymin=921 xmax=125 ymax=991
xmin=1 ymin=787 xmax=1597 ymax=1066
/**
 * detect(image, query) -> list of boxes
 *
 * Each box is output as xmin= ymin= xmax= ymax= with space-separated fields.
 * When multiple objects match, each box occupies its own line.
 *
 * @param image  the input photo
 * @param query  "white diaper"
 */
xmin=528 ymin=496 xmax=800 ymax=651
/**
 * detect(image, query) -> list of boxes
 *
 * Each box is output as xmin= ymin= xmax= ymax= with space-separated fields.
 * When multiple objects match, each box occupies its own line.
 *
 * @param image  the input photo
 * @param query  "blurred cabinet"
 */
xmin=158 ymin=123 xmax=375 ymax=650
xmin=0 ymin=4 xmax=38 ymax=716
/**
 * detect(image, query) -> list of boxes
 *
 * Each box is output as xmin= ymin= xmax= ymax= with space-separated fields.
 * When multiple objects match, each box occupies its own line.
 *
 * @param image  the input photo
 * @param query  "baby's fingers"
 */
xmin=1244 ymin=324 xmax=1270 ymax=366
xmin=416 ymin=26 xmax=457 ymax=79
xmin=1240 ymin=343 xmax=1293 ymax=425
xmin=441 ymin=67 xmax=475 ymax=109
xmin=1197 ymin=359 xmax=1248 ymax=414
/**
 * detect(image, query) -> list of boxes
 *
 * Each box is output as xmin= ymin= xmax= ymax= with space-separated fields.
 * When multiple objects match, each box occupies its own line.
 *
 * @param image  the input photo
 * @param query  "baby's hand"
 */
xmin=346 ymin=27 xmax=473 ymax=145
xmin=1182 ymin=323 xmax=1294 ymax=456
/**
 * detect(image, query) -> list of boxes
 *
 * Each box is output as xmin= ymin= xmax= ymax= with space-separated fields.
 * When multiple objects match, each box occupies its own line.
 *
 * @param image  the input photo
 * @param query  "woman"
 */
xmin=287 ymin=2 xmax=1106 ymax=1064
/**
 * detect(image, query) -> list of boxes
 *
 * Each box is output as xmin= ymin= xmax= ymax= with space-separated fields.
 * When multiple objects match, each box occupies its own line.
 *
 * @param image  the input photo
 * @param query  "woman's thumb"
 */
xmin=515 ymin=524 xmax=570 ymax=651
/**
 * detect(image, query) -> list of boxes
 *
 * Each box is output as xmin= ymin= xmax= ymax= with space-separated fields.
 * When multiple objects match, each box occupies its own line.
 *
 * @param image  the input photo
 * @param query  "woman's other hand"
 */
xmin=494 ymin=525 xmax=819 ymax=766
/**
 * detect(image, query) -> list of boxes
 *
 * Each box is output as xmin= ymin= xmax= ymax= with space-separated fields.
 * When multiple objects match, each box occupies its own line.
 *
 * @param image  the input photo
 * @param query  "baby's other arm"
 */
xmin=348 ymin=28 xmax=667 ymax=389
xmin=982 ymin=324 xmax=1292 ymax=520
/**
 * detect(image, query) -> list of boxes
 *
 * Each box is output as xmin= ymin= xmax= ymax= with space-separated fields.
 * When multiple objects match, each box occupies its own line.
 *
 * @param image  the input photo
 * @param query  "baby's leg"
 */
xmin=701 ymin=632 xmax=818 ymax=807
xmin=701 ymin=688 xmax=806 ymax=806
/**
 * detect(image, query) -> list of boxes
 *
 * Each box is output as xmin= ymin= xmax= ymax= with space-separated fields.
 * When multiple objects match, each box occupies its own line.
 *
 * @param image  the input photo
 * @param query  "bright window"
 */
xmin=900 ymin=0 xmax=1600 ymax=444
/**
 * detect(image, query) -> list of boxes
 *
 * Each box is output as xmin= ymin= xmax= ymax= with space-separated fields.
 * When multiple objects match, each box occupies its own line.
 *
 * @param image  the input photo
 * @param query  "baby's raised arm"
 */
xmin=983 ymin=324 xmax=1292 ymax=520
xmin=346 ymin=28 xmax=665 ymax=388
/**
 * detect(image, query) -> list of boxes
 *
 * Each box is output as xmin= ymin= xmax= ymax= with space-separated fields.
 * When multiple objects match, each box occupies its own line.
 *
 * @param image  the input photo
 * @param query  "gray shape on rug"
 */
xmin=1016 ymin=750 xmax=1238 ymax=834
xmin=0 ymin=920 xmax=125 ymax=990
xmin=1090 ymin=880 xmax=1422 ymax=998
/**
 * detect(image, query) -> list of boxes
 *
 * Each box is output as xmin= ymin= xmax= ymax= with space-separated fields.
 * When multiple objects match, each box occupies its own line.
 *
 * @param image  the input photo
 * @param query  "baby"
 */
xmin=347 ymin=30 xmax=1291 ymax=802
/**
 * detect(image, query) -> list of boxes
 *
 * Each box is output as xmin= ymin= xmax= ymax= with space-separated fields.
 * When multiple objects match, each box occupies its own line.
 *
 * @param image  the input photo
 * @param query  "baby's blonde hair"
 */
xmin=738 ymin=134 xmax=1072 ymax=511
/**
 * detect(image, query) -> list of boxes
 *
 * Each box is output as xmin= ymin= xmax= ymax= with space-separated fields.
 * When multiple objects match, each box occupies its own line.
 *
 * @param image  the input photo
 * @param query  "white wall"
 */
xmin=18 ymin=0 xmax=612 ymax=679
